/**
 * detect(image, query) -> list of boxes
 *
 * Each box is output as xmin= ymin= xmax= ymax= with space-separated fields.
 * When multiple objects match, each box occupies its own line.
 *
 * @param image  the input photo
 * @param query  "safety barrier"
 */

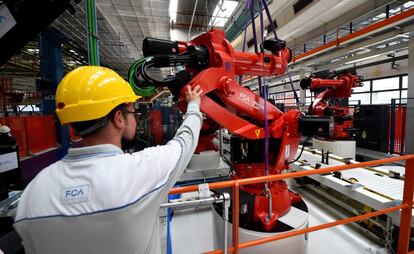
xmin=3 ymin=116 xmax=28 ymax=156
xmin=0 ymin=115 xmax=57 ymax=156
xmin=26 ymin=115 xmax=47 ymax=153
xmin=43 ymin=115 xmax=57 ymax=148
xmin=169 ymin=155 xmax=414 ymax=254
xmin=389 ymin=98 xmax=414 ymax=155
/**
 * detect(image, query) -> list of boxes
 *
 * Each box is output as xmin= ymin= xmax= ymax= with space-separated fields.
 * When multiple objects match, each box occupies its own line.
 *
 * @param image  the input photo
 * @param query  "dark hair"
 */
xmin=70 ymin=103 xmax=128 ymax=137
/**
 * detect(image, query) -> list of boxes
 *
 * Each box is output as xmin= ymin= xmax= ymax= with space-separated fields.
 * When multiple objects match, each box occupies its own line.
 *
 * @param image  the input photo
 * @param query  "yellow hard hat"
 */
xmin=55 ymin=66 xmax=141 ymax=124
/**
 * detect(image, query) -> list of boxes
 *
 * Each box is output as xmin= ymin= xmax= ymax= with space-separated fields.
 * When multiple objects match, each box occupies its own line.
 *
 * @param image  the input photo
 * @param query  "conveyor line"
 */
xmin=291 ymin=147 xmax=412 ymax=227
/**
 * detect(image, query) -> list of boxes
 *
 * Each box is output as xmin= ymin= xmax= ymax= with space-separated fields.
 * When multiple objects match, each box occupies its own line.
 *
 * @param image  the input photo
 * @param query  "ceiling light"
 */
xmin=169 ymin=0 xmax=178 ymax=23
xmin=209 ymin=0 xmax=238 ymax=27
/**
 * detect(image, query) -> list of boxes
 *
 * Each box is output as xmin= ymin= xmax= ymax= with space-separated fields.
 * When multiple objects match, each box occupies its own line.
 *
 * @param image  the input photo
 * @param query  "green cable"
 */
xmin=128 ymin=57 xmax=156 ymax=97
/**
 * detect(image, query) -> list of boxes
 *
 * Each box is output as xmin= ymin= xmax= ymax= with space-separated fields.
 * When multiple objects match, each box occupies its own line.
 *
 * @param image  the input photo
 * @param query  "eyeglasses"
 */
xmin=122 ymin=110 xmax=141 ymax=118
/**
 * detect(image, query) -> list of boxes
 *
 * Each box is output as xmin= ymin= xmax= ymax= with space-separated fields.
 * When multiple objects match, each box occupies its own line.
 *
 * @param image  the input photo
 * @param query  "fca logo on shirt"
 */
xmin=65 ymin=188 xmax=85 ymax=197
xmin=62 ymin=185 xmax=89 ymax=203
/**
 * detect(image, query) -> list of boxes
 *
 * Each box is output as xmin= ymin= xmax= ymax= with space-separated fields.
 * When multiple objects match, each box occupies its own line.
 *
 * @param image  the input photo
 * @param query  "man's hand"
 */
xmin=185 ymin=85 xmax=203 ymax=105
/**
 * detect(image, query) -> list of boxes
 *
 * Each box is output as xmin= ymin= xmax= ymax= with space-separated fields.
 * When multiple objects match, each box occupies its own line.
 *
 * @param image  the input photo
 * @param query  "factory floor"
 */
xmin=164 ymin=185 xmax=390 ymax=254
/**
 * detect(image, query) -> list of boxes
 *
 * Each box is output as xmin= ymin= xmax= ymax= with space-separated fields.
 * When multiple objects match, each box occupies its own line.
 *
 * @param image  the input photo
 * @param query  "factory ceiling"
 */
xmin=0 ymin=0 xmax=413 ymax=81
xmin=53 ymin=0 xmax=171 ymax=75
xmin=173 ymin=0 xmax=219 ymax=32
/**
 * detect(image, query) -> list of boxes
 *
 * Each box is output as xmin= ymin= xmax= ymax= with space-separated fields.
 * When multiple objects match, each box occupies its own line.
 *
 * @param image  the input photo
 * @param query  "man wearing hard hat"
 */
xmin=13 ymin=66 xmax=203 ymax=254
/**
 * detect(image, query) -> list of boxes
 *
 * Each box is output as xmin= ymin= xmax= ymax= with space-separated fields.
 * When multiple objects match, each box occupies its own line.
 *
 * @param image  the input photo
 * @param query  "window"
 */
xmin=285 ymin=98 xmax=296 ymax=105
xmin=371 ymin=90 xmax=400 ymax=104
xmin=266 ymin=20 xmax=278 ymax=34
xmin=372 ymin=77 xmax=399 ymax=91
xmin=270 ymin=75 xmax=407 ymax=106
xmin=285 ymin=92 xmax=294 ymax=99
xmin=276 ymin=93 xmax=284 ymax=100
xmin=350 ymin=93 xmax=370 ymax=105
xmin=402 ymin=76 xmax=408 ymax=89
xmin=209 ymin=0 xmax=239 ymax=27
xmin=293 ymin=0 xmax=313 ymax=14
xmin=353 ymin=81 xmax=370 ymax=93
xmin=18 ymin=105 xmax=40 ymax=112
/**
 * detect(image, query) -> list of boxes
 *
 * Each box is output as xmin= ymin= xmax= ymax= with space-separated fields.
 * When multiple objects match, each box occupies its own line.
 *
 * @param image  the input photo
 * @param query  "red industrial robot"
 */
xmin=132 ymin=29 xmax=332 ymax=231
xmin=300 ymin=72 xmax=362 ymax=139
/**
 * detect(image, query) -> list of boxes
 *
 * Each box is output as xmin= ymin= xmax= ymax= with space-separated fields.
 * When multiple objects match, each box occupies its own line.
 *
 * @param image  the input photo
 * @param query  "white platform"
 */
xmin=313 ymin=138 xmax=356 ymax=159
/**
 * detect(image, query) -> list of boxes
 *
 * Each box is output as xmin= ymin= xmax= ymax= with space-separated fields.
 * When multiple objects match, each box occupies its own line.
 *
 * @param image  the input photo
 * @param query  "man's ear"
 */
xmin=112 ymin=110 xmax=126 ymax=129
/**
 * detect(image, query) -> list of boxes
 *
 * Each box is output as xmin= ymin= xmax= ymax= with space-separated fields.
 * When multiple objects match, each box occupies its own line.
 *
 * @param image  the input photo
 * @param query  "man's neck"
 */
xmin=80 ymin=131 xmax=122 ymax=149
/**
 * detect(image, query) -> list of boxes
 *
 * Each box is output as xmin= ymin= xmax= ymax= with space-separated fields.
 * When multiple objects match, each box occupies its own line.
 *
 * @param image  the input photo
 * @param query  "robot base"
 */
xmin=212 ymin=197 xmax=309 ymax=254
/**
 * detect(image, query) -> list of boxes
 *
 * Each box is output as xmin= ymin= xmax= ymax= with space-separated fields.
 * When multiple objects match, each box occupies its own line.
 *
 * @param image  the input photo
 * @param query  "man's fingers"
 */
xmin=186 ymin=85 xmax=202 ymax=96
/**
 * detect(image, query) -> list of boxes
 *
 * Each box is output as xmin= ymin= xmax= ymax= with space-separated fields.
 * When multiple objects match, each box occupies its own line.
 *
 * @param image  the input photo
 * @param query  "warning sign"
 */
xmin=361 ymin=131 xmax=367 ymax=139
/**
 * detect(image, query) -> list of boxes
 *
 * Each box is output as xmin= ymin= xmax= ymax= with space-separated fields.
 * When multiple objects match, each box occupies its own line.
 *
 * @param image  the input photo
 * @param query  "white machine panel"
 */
xmin=0 ymin=151 xmax=18 ymax=173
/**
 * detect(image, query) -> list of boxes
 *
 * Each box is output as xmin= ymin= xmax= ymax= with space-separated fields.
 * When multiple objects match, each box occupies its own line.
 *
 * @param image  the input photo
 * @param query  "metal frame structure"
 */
xmin=161 ymin=193 xmax=231 ymax=254
xmin=169 ymin=155 xmax=414 ymax=254
xmin=291 ymin=4 xmax=414 ymax=63
xmin=406 ymin=34 xmax=414 ymax=155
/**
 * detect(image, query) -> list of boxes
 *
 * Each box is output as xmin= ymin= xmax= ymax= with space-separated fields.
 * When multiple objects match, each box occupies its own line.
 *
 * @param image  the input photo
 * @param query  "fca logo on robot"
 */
xmin=0 ymin=15 xmax=5 ymax=23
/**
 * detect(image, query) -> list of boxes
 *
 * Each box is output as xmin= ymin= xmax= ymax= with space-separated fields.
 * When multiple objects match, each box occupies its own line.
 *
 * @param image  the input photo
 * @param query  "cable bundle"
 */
xmin=128 ymin=57 xmax=156 ymax=97
xmin=128 ymin=54 xmax=193 ymax=97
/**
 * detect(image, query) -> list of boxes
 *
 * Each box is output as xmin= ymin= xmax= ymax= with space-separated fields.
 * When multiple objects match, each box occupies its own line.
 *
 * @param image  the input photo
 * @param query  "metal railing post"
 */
xmin=222 ymin=193 xmax=230 ymax=254
xmin=232 ymin=183 xmax=240 ymax=254
xmin=398 ymin=157 xmax=414 ymax=253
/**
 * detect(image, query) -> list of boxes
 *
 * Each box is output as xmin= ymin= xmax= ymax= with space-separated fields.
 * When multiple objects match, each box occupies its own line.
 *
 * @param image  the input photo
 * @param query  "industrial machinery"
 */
xmin=290 ymin=144 xmax=412 ymax=252
xmin=354 ymin=105 xmax=390 ymax=153
xmin=300 ymin=72 xmax=362 ymax=159
xmin=129 ymin=29 xmax=333 ymax=237
xmin=0 ymin=126 xmax=22 ymax=200
xmin=0 ymin=131 xmax=23 ymax=238
xmin=300 ymin=72 xmax=362 ymax=140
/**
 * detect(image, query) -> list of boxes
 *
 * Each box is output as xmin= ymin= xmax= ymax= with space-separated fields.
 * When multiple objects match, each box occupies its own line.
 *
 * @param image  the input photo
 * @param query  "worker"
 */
xmin=0 ymin=125 xmax=17 ymax=146
xmin=13 ymin=66 xmax=203 ymax=254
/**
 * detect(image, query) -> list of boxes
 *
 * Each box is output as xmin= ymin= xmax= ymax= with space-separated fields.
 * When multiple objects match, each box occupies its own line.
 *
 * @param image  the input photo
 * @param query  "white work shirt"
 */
xmin=14 ymin=102 xmax=202 ymax=254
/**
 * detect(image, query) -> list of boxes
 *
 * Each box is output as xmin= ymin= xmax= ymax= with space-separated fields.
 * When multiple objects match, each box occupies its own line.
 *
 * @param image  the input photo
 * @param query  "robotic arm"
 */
xmin=132 ymin=29 xmax=332 ymax=231
xmin=135 ymin=29 xmax=331 ymax=142
xmin=300 ymin=72 xmax=362 ymax=139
